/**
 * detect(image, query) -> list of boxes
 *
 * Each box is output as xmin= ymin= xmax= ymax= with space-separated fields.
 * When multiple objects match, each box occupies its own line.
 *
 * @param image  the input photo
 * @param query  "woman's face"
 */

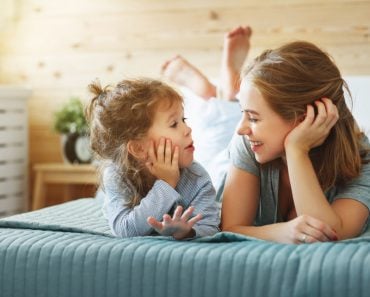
xmin=237 ymin=80 xmax=296 ymax=164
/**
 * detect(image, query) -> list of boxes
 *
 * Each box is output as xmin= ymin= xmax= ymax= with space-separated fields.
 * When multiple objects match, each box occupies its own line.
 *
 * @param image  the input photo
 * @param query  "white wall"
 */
xmin=345 ymin=76 xmax=370 ymax=136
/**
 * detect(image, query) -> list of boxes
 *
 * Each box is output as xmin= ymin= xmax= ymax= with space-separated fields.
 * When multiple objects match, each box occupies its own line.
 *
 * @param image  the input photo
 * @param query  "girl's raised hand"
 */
xmin=147 ymin=206 xmax=202 ymax=239
xmin=145 ymin=137 xmax=180 ymax=188
xmin=280 ymin=214 xmax=338 ymax=244
xmin=284 ymin=98 xmax=339 ymax=154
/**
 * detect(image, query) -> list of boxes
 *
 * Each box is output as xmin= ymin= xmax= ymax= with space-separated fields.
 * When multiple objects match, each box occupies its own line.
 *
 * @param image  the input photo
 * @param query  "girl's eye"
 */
xmin=170 ymin=117 xmax=187 ymax=128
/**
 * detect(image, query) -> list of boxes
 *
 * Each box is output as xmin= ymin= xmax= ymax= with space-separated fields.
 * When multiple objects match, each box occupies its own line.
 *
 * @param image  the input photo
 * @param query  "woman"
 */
xmin=221 ymin=41 xmax=370 ymax=244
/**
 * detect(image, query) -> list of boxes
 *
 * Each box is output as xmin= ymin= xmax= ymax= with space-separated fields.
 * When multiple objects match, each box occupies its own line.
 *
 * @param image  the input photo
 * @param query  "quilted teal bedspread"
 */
xmin=0 ymin=198 xmax=369 ymax=297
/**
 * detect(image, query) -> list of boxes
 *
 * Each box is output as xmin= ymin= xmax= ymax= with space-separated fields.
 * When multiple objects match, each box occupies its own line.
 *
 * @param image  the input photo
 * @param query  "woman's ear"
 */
xmin=127 ymin=140 xmax=147 ymax=160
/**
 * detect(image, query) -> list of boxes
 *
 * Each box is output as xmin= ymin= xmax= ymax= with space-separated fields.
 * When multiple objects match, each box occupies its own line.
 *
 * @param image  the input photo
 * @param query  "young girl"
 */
xmin=221 ymin=41 xmax=370 ymax=244
xmin=86 ymin=78 xmax=220 ymax=239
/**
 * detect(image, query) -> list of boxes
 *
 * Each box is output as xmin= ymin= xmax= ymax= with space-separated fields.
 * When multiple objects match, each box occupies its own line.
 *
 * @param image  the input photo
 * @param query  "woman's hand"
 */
xmin=147 ymin=206 xmax=202 ymax=240
xmin=145 ymin=137 xmax=180 ymax=188
xmin=284 ymin=98 xmax=339 ymax=154
xmin=280 ymin=214 xmax=338 ymax=244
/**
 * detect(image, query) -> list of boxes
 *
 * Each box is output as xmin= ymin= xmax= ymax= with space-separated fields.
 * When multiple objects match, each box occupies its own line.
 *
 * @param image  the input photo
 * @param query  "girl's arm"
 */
xmin=187 ymin=168 xmax=220 ymax=237
xmin=104 ymin=178 xmax=181 ymax=237
xmin=148 ymin=163 xmax=221 ymax=239
xmin=147 ymin=205 xmax=201 ymax=239
xmin=285 ymin=99 xmax=368 ymax=239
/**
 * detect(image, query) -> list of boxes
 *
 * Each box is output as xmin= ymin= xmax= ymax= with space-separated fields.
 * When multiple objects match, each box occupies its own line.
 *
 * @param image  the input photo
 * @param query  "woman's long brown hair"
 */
xmin=243 ymin=41 xmax=368 ymax=190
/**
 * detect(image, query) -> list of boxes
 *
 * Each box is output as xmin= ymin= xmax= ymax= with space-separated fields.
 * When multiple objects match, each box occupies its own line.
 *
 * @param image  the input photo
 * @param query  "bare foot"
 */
xmin=161 ymin=55 xmax=216 ymax=100
xmin=220 ymin=26 xmax=252 ymax=100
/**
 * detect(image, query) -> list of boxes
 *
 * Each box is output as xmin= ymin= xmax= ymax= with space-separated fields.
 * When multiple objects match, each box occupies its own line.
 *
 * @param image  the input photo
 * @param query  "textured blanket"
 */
xmin=0 ymin=198 xmax=369 ymax=297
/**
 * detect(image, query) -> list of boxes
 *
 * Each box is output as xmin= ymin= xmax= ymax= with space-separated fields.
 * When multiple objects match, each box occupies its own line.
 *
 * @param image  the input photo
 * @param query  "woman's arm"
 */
xmin=284 ymin=99 xmax=368 ymax=239
xmin=331 ymin=199 xmax=368 ymax=239
xmin=221 ymin=165 xmax=286 ymax=242
xmin=221 ymin=165 xmax=288 ymax=241
xmin=222 ymin=164 xmax=338 ymax=244
xmin=285 ymin=148 xmax=368 ymax=239
xmin=221 ymin=165 xmax=259 ymax=230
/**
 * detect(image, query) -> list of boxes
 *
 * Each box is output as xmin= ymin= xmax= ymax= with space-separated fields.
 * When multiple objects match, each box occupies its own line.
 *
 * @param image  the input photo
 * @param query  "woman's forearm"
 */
xmin=224 ymin=223 xmax=288 ymax=243
xmin=285 ymin=148 xmax=342 ymax=232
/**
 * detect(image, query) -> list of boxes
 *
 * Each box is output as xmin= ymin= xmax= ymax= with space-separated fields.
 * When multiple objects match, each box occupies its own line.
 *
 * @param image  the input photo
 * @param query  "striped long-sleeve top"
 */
xmin=102 ymin=161 xmax=220 ymax=238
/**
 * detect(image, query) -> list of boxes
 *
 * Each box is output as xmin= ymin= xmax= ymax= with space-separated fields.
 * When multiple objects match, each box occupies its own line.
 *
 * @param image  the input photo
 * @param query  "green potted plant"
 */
xmin=53 ymin=97 xmax=92 ymax=164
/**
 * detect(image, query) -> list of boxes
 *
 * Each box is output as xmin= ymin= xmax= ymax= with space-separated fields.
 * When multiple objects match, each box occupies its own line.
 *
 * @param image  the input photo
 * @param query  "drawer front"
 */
xmin=0 ymin=95 xmax=29 ymax=217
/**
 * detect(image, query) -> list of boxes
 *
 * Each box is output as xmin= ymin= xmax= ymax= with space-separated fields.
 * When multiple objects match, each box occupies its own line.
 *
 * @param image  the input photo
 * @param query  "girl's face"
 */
xmin=145 ymin=100 xmax=194 ymax=168
xmin=237 ymin=80 xmax=296 ymax=164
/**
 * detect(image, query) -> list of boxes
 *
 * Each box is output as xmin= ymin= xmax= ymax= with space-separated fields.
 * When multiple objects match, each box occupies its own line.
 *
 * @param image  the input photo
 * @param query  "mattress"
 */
xmin=0 ymin=198 xmax=369 ymax=297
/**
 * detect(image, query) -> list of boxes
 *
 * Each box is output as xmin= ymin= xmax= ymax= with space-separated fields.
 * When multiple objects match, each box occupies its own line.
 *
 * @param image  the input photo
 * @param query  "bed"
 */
xmin=0 ymin=198 xmax=369 ymax=297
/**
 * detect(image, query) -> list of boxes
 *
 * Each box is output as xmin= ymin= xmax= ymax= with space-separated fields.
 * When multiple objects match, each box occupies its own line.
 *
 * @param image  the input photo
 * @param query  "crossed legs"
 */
xmin=161 ymin=26 xmax=252 ymax=101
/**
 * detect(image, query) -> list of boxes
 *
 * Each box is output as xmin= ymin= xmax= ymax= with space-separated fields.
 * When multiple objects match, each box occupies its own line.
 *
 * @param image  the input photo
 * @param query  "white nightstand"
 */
xmin=0 ymin=87 xmax=31 ymax=217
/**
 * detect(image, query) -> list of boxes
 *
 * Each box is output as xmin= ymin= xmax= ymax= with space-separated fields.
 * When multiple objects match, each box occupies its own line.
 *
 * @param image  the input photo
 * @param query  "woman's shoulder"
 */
xmin=360 ymin=134 xmax=370 ymax=157
xmin=229 ymin=133 xmax=256 ymax=160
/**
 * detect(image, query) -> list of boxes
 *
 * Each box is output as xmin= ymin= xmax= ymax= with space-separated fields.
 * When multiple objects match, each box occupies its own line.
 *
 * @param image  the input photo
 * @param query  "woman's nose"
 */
xmin=237 ymin=119 xmax=251 ymax=136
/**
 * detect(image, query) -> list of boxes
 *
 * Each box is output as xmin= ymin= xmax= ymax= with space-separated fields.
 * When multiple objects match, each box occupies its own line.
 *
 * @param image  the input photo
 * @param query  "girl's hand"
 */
xmin=147 ymin=206 xmax=202 ymax=240
xmin=145 ymin=137 xmax=180 ymax=188
xmin=284 ymin=98 xmax=339 ymax=154
xmin=280 ymin=214 xmax=338 ymax=244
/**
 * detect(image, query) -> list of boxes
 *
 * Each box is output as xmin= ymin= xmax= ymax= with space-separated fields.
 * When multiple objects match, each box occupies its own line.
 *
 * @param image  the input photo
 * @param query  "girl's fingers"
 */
xmin=187 ymin=213 xmax=202 ymax=226
xmin=160 ymin=215 xmax=180 ymax=236
xmin=181 ymin=206 xmax=195 ymax=221
xmin=172 ymin=205 xmax=183 ymax=220
xmin=162 ymin=214 xmax=172 ymax=226
xmin=172 ymin=146 xmax=179 ymax=167
xmin=145 ymin=141 xmax=156 ymax=171
xmin=147 ymin=140 xmax=156 ymax=161
xmin=157 ymin=137 xmax=166 ymax=163
xmin=147 ymin=216 xmax=163 ymax=230
xmin=164 ymin=139 xmax=172 ymax=164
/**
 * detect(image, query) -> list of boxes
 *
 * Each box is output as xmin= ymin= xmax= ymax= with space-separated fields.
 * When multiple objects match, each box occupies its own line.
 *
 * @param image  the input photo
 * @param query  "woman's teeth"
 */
xmin=250 ymin=141 xmax=263 ymax=146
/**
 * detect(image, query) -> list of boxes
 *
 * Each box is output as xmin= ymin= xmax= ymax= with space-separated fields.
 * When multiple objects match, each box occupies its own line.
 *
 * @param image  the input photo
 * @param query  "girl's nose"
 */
xmin=184 ymin=123 xmax=192 ymax=136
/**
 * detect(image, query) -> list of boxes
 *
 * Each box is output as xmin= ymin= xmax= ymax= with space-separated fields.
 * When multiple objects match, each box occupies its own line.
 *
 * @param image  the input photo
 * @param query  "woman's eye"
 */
xmin=170 ymin=121 xmax=178 ymax=128
xmin=248 ymin=117 xmax=258 ymax=123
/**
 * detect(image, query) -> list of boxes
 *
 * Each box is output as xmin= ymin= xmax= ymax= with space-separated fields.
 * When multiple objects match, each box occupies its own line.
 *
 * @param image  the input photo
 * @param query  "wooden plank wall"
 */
xmin=0 ymin=0 xmax=370 ymax=204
